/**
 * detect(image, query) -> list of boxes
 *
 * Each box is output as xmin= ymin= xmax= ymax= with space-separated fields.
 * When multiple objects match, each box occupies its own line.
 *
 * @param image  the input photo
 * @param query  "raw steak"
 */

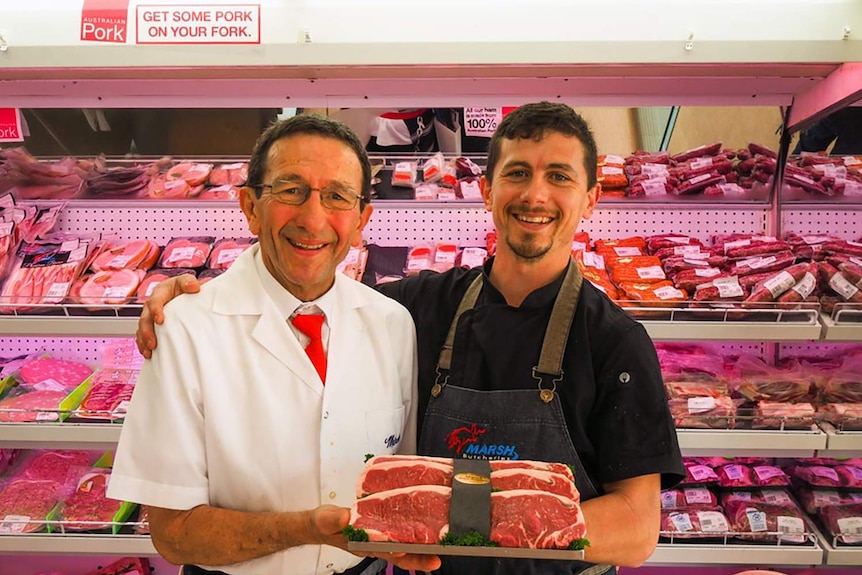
xmin=17 ymin=450 xmax=92 ymax=483
xmin=796 ymin=487 xmax=862 ymax=515
xmin=350 ymin=485 xmax=586 ymax=549
xmin=367 ymin=455 xmax=575 ymax=483
xmin=58 ymin=470 xmax=123 ymax=531
xmin=19 ymin=357 xmax=93 ymax=389
xmin=679 ymin=464 xmax=719 ymax=485
xmin=158 ymin=237 xmax=214 ymax=269
xmin=661 ymin=508 xmax=730 ymax=539
xmin=788 ymin=465 xmax=843 ymax=488
xmin=0 ymin=479 xmax=63 ymax=533
xmin=820 ymin=503 xmax=862 ymax=545
xmin=0 ymin=390 xmax=69 ymax=422
xmin=836 ymin=465 xmax=862 ymax=488
xmin=209 ymin=163 xmax=248 ymax=186
xmin=724 ymin=500 xmax=807 ymax=543
xmin=357 ymin=459 xmax=578 ymax=500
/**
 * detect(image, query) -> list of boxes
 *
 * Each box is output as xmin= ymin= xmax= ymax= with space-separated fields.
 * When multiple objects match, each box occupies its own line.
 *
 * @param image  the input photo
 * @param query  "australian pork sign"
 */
xmin=80 ymin=0 xmax=131 ymax=43
xmin=136 ymin=4 xmax=260 ymax=44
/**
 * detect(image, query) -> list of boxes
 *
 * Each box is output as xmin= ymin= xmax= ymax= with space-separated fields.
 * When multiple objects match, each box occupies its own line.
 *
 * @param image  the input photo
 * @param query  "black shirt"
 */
xmin=379 ymin=258 xmax=685 ymax=489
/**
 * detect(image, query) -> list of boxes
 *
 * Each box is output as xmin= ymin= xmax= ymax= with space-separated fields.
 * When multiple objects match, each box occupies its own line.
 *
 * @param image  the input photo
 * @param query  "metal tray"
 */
xmin=348 ymin=541 xmax=585 ymax=560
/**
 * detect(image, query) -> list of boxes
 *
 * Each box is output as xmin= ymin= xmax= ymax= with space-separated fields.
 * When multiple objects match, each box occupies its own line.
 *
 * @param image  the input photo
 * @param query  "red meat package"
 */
xmin=0 ymin=479 xmax=65 ymax=533
xmin=74 ymin=369 xmax=138 ymax=421
xmin=732 ymin=373 xmax=812 ymax=403
xmin=680 ymin=464 xmax=719 ymax=486
xmin=17 ymin=357 xmax=93 ymax=389
xmin=788 ymin=465 xmax=843 ymax=488
xmin=836 ymin=466 xmax=862 ymax=488
xmin=0 ymin=389 xmax=70 ymax=422
xmin=714 ymin=464 xmax=790 ymax=489
xmin=82 ymin=557 xmax=151 ymax=575
xmin=721 ymin=489 xmax=797 ymax=510
xmin=669 ymin=396 xmax=737 ymax=430
xmin=207 ymin=238 xmax=255 ymax=270
xmin=53 ymin=469 xmax=124 ymax=532
xmin=209 ymin=162 xmax=248 ymax=186
xmin=432 ymin=242 xmax=459 ymax=273
xmin=820 ymin=504 xmax=862 ymax=545
xmin=660 ymin=487 xmax=718 ymax=509
xmin=89 ymin=239 xmax=159 ymax=272
xmin=818 ymin=403 xmax=862 ymax=430
xmin=797 ymin=487 xmax=862 ymax=515
xmin=724 ymin=500 xmax=808 ymax=543
xmin=664 ymin=378 xmax=730 ymax=400
xmin=14 ymin=450 xmax=94 ymax=483
xmin=753 ymin=401 xmax=816 ymax=430
xmin=405 ymin=245 xmax=434 ymax=275
xmin=158 ymin=236 xmax=214 ymax=269
xmin=661 ymin=508 xmax=731 ymax=539
xmin=135 ymin=268 xmax=195 ymax=302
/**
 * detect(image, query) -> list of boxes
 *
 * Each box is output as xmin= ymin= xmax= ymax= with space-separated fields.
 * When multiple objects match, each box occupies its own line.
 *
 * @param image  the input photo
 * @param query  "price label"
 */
xmin=715 ymin=278 xmax=743 ymax=299
xmin=437 ymin=190 xmax=457 ymax=201
xmin=216 ymin=248 xmax=245 ymax=265
xmin=582 ymin=252 xmax=604 ymax=270
xmin=688 ymin=173 xmax=712 ymax=185
xmin=113 ymin=400 xmax=131 ymax=415
xmin=694 ymin=267 xmax=721 ymax=278
xmin=660 ymin=491 xmax=679 ymax=509
xmin=464 ymin=107 xmax=502 ymax=137
xmin=670 ymin=512 xmax=694 ymax=532
xmin=691 ymin=157 xmax=714 ymax=170
xmin=145 ymin=281 xmax=160 ymax=297
xmin=636 ymin=266 xmax=665 ymax=280
xmin=572 ymin=241 xmax=587 ymax=253
xmin=601 ymin=166 xmax=624 ymax=176
xmin=673 ymin=246 xmax=700 ymax=256
xmin=813 ymin=490 xmax=842 ymax=508
xmin=753 ymin=466 xmax=786 ymax=482
xmin=603 ymin=155 xmax=625 ymax=165
xmin=718 ymin=183 xmax=746 ymax=195
xmin=762 ymin=490 xmax=792 ymax=506
xmin=763 ymin=271 xmax=796 ymax=299
xmin=837 ymin=517 xmax=862 ymax=541
xmin=459 ymin=180 xmax=482 ymax=199
xmin=829 ymin=273 xmax=860 ymax=301
xmin=221 ymin=163 xmax=245 ymax=170
xmin=688 ymin=465 xmax=715 ymax=482
xmin=697 ymin=511 xmax=729 ymax=533
xmin=414 ymin=184 xmax=437 ymax=201
xmin=723 ymin=465 xmax=746 ymax=480
xmin=104 ymin=286 xmax=131 ymax=299
xmin=654 ymin=286 xmax=684 ymax=300
xmin=613 ymin=247 xmax=642 ymax=257
xmin=746 ymin=256 xmax=777 ymax=270
xmin=684 ymin=488 xmax=714 ymax=504
xmin=777 ymin=516 xmax=805 ymax=543
xmin=0 ymin=515 xmax=30 ymax=533
xmin=730 ymin=491 xmax=752 ymax=501
xmin=435 ymin=248 xmax=458 ymax=264
xmin=165 ymin=246 xmax=198 ymax=264
xmin=107 ymin=254 xmax=133 ymax=269
xmin=811 ymin=466 xmax=840 ymax=482
xmin=641 ymin=180 xmax=667 ymax=196
xmin=791 ymin=273 xmax=817 ymax=299
xmin=641 ymin=163 xmax=669 ymax=175
xmin=45 ymin=282 xmax=71 ymax=301
xmin=687 ymin=397 xmax=716 ymax=414
xmin=36 ymin=411 xmax=59 ymax=422
xmin=746 ymin=509 xmax=768 ymax=532
xmin=460 ymin=248 xmax=487 ymax=269
xmin=32 ymin=378 xmax=67 ymax=392
xmin=724 ymin=239 xmax=751 ymax=253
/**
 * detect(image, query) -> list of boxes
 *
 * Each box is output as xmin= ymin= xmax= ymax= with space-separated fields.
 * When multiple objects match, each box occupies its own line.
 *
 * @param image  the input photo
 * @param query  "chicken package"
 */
xmin=53 ymin=469 xmax=124 ymax=532
xmin=136 ymin=268 xmax=195 ymax=302
xmin=820 ymin=504 xmax=862 ymax=545
xmin=724 ymin=500 xmax=808 ymax=543
xmin=720 ymin=488 xmax=797 ymax=510
xmin=796 ymin=487 xmax=862 ymax=515
xmin=77 ymin=269 xmax=143 ymax=306
xmin=660 ymin=507 xmax=731 ymax=539
xmin=660 ymin=486 xmax=718 ymax=509
xmin=157 ymin=236 xmax=215 ymax=269
xmin=209 ymin=162 xmax=248 ymax=186
xmin=90 ymin=239 xmax=159 ymax=272
xmin=207 ymin=238 xmax=255 ymax=270
xmin=0 ymin=479 xmax=65 ymax=533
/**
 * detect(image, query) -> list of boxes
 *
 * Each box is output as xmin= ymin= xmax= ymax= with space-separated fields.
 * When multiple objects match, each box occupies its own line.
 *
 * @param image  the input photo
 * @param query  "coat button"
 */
xmin=619 ymin=372 xmax=631 ymax=384
xmin=323 ymin=411 xmax=329 ymax=419
xmin=329 ymin=491 xmax=337 ymax=499
xmin=326 ymin=563 xmax=333 ymax=569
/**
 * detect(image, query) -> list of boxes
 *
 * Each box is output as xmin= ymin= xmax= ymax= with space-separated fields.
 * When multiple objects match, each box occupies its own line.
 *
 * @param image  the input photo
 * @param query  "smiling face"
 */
xmin=240 ymin=134 xmax=373 ymax=301
xmin=482 ymin=131 xmax=600 ymax=268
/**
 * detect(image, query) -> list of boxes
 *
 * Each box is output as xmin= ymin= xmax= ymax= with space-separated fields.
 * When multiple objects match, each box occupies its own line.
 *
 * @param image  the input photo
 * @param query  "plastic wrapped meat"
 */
xmin=0 ymin=479 xmax=63 ymax=532
xmin=78 ymin=269 xmax=142 ymax=305
xmin=75 ymin=382 xmax=135 ymax=421
xmin=680 ymin=464 xmax=719 ymax=486
xmin=724 ymin=500 xmax=807 ymax=543
xmin=753 ymin=401 xmax=816 ymax=430
xmin=166 ymin=163 xmax=212 ymax=186
xmin=820 ymin=375 xmax=862 ymax=404
xmin=820 ymin=504 xmax=862 ymax=545
xmin=660 ymin=487 xmax=718 ymax=509
xmin=818 ymin=403 xmax=862 ymax=430
xmin=55 ymin=470 xmax=123 ymax=531
xmin=90 ymin=239 xmax=159 ymax=272
xmin=136 ymin=268 xmax=195 ymax=302
xmin=720 ymin=488 xmax=797 ymax=510
xmin=787 ymin=465 xmax=843 ymax=488
xmin=158 ymin=237 xmax=214 ymax=269
xmin=669 ymin=396 xmax=736 ymax=429
xmin=209 ymin=163 xmax=248 ymax=186
xmin=797 ymin=487 xmax=862 ymax=515
xmin=198 ymin=184 xmax=240 ymax=200
xmin=661 ymin=508 xmax=730 ymax=539
xmin=734 ymin=375 xmax=812 ymax=403
xmin=18 ymin=357 xmax=93 ymax=389
xmin=207 ymin=238 xmax=255 ymax=270
xmin=0 ymin=390 xmax=70 ymax=422
xmin=836 ymin=466 xmax=862 ymax=488
xmin=16 ymin=450 xmax=93 ymax=483
xmin=664 ymin=379 xmax=730 ymax=400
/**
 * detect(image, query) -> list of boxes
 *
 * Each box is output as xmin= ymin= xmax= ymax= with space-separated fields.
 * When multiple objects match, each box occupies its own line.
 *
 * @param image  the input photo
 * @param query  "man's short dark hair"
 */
xmin=486 ymin=102 xmax=598 ymax=189
xmin=247 ymin=113 xmax=372 ymax=209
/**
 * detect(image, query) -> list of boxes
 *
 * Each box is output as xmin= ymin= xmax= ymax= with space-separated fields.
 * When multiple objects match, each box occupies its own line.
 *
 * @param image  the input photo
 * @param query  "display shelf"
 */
xmin=0 ymin=422 xmax=122 ymax=450
xmin=0 ymin=534 xmax=155 ymax=556
xmin=820 ymin=422 xmax=862 ymax=456
xmin=807 ymin=521 xmax=862 ymax=567
xmin=647 ymin=539 xmax=823 ymax=566
xmin=676 ymin=429 xmax=827 ymax=457
xmin=820 ymin=305 xmax=862 ymax=341
xmin=0 ymin=316 xmax=138 ymax=337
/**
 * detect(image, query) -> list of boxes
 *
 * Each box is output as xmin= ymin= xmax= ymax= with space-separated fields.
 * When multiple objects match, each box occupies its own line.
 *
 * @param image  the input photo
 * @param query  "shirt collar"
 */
xmin=254 ymin=247 xmax=337 ymax=320
xmin=481 ymin=256 xmax=571 ymax=310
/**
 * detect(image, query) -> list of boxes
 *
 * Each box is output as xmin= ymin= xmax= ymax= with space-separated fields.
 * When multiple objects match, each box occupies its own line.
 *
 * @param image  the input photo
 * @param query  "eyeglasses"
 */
xmin=256 ymin=180 xmax=363 ymax=211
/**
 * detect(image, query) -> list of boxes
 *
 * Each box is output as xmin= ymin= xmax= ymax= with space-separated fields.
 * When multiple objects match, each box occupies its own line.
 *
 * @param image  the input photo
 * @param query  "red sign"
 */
xmin=81 ymin=0 xmax=131 ymax=43
xmin=0 ymin=109 xmax=24 ymax=143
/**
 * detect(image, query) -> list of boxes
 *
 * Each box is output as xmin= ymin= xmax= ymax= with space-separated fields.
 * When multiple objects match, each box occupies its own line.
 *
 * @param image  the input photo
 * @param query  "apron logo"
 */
xmin=384 ymin=434 xmax=401 ymax=449
xmin=445 ymin=424 xmax=486 ymax=454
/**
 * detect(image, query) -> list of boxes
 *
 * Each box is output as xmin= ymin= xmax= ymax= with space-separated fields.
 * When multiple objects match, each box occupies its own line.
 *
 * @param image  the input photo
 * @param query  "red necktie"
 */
xmin=291 ymin=313 xmax=327 ymax=384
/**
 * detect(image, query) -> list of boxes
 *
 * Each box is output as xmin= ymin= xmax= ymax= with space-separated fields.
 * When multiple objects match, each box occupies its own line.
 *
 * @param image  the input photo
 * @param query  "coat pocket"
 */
xmin=365 ymin=405 xmax=406 ymax=455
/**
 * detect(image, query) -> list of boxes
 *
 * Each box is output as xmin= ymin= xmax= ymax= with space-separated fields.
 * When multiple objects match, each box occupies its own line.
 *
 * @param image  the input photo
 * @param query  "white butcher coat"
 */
xmin=108 ymin=244 xmax=418 ymax=575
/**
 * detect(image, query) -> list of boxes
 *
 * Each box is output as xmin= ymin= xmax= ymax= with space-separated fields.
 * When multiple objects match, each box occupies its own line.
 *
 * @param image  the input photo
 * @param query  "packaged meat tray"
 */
xmin=73 ymin=381 xmax=135 ymax=421
xmin=660 ymin=487 xmax=718 ymax=509
xmin=76 ymin=269 xmax=143 ymax=306
xmin=0 ymin=479 xmax=64 ymax=533
xmin=716 ymin=464 xmax=790 ymax=488
xmin=207 ymin=238 xmax=255 ymax=270
xmin=733 ymin=375 xmax=813 ymax=403
xmin=820 ymin=503 xmax=862 ymax=545
xmin=49 ymin=468 xmax=131 ymax=533
xmin=752 ymin=401 xmax=816 ymax=430
xmin=669 ymin=396 xmax=737 ymax=429
xmin=209 ymin=162 xmax=248 ymax=186
xmin=157 ymin=236 xmax=215 ymax=269
xmin=136 ymin=268 xmax=195 ymax=302
xmin=347 ymin=455 xmax=587 ymax=558
xmin=680 ymin=464 xmax=720 ymax=486
xmin=819 ymin=404 xmax=862 ymax=430
xmin=89 ymin=239 xmax=159 ymax=272
xmin=720 ymin=488 xmax=797 ymax=510
xmin=787 ymin=465 xmax=844 ymax=488
xmin=796 ymin=487 xmax=862 ymax=515
xmin=0 ymin=389 xmax=72 ymax=422
xmin=660 ymin=508 xmax=731 ymax=539
xmin=14 ymin=450 xmax=94 ymax=484
xmin=17 ymin=357 xmax=93 ymax=389
xmin=724 ymin=500 xmax=808 ymax=544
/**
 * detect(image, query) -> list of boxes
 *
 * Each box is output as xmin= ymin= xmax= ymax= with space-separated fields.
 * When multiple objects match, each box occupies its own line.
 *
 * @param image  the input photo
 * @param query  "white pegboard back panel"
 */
xmin=782 ymin=210 xmax=862 ymax=241
xmin=55 ymin=204 xmax=769 ymax=246
xmin=0 ymin=337 xmax=130 ymax=365
xmin=780 ymin=342 xmax=862 ymax=358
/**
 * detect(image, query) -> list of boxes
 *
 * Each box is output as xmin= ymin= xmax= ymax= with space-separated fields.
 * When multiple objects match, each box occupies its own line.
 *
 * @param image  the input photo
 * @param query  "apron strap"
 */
xmin=438 ymin=274 xmax=484 ymax=372
xmin=535 ymin=258 xmax=583 ymax=377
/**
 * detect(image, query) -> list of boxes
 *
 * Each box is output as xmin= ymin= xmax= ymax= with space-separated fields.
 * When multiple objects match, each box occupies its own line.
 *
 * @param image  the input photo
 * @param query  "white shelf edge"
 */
xmin=0 ymin=534 xmax=155 ymax=556
xmin=677 ymin=429 xmax=827 ymax=457
xmin=647 ymin=542 xmax=823 ymax=566
xmin=819 ymin=314 xmax=862 ymax=342
xmin=0 ymin=423 xmax=122 ymax=449
xmin=821 ymin=422 xmax=862 ymax=453
xmin=642 ymin=321 xmax=822 ymax=342
xmin=0 ymin=317 xmax=138 ymax=337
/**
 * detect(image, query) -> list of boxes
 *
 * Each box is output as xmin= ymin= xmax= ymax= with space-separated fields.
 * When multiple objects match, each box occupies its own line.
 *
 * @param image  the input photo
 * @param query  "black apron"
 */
xmin=414 ymin=262 xmax=615 ymax=575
